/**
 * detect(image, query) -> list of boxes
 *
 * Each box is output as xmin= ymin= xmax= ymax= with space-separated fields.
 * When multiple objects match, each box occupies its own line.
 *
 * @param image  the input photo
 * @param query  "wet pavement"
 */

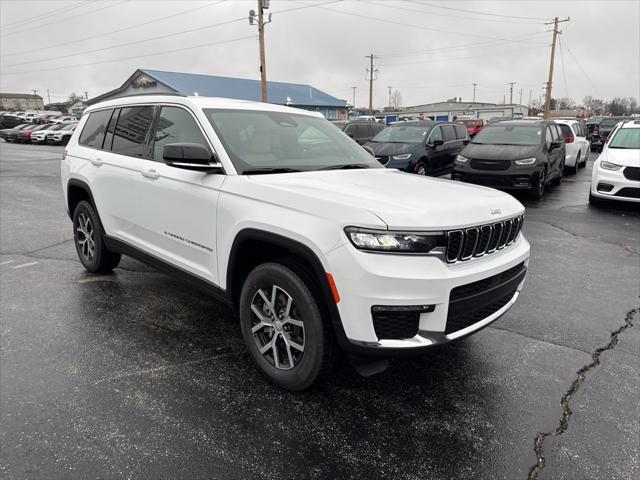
xmin=1 ymin=142 xmax=638 ymax=480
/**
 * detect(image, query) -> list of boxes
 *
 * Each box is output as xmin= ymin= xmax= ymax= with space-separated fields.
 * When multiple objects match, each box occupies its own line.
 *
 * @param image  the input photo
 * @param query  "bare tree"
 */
xmin=390 ymin=89 xmax=402 ymax=110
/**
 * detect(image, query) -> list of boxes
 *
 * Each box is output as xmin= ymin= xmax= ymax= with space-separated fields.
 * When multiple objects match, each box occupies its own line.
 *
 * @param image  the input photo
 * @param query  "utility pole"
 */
xmin=249 ymin=1 xmax=272 ymax=102
xmin=508 ymin=82 xmax=516 ymax=104
xmin=365 ymin=54 xmax=378 ymax=114
xmin=519 ymin=88 xmax=523 ymax=106
xmin=543 ymin=16 xmax=570 ymax=119
xmin=351 ymin=86 xmax=356 ymax=108
xmin=46 ymin=89 xmax=51 ymax=104
xmin=472 ymin=83 xmax=477 ymax=102
xmin=388 ymin=86 xmax=392 ymax=108
xmin=528 ymin=88 xmax=532 ymax=112
xmin=84 ymin=91 xmax=88 ymax=100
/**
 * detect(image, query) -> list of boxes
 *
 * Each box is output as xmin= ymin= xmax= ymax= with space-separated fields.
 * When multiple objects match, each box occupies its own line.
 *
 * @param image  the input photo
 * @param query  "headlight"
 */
xmin=456 ymin=155 xmax=469 ymax=163
xmin=345 ymin=227 xmax=444 ymax=254
xmin=392 ymin=153 xmax=412 ymax=160
xmin=515 ymin=157 xmax=537 ymax=165
xmin=600 ymin=160 xmax=622 ymax=171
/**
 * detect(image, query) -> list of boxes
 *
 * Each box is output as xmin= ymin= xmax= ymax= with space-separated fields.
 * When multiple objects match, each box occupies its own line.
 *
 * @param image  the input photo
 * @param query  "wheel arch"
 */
xmin=67 ymin=179 xmax=97 ymax=220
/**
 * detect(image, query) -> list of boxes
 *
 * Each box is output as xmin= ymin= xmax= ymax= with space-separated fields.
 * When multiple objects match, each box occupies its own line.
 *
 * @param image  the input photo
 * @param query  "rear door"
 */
xmin=131 ymin=104 xmax=224 ymax=284
xmin=545 ymin=125 xmax=562 ymax=177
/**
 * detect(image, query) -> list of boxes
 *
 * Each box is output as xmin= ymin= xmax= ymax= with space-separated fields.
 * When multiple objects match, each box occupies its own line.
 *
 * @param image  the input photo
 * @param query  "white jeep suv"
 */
xmin=61 ymin=95 xmax=530 ymax=390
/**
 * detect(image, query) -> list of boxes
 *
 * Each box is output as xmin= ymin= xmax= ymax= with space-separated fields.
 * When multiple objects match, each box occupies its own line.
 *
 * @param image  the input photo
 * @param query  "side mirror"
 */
xmin=463 ymin=139 xmax=470 ymax=145
xmin=163 ymin=143 xmax=222 ymax=172
xmin=362 ymin=145 xmax=375 ymax=157
xmin=432 ymin=139 xmax=444 ymax=147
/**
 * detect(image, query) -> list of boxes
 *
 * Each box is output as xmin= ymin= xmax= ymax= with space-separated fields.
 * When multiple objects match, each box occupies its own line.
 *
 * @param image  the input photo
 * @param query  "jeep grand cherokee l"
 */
xmin=62 ymin=95 xmax=530 ymax=391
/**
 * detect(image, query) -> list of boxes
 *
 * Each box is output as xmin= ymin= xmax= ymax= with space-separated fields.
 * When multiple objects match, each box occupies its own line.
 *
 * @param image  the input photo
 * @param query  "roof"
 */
xmin=404 ymin=101 xmax=526 ymax=113
xmin=89 ymin=69 xmax=346 ymax=108
xmin=390 ymin=120 xmax=437 ymax=127
xmin=0 ymin=93 xmax=43 ymax=100
xmin=490 ymin=120 xmax=552 ymax=126
xmin=84 ymin=94 xmax=326 ymax=119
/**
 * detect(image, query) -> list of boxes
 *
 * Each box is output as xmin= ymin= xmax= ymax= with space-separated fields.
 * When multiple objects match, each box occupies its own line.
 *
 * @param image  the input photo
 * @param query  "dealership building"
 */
xmin=88 ymin=69 xmax=348 ymax=120
xmin=402 ymin=100 xmax=528 ymax=121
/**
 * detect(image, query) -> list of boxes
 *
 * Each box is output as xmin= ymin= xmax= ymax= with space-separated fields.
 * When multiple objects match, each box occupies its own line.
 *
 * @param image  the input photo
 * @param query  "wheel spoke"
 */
xmin=251 ymin=304 xmax=272 ymax=324
xmin=285 ymin=342 xmax=294 ymax=368
xmin=283 ymin=295 xmax=293 ymax=318
xmin=272 ymin=339 xmax=281 ymax=368
xmin=283 ymin=317 xmax=303 ymax=328
xmin=270 ymin=285 xmax=278 ymax=307
xmin=288 ymin=338 xmax=304 ymax=352
xmin=257 ymin=289 xmax=272 ymax=310
xmin=259 ymin=337 xmax=275 ymax=354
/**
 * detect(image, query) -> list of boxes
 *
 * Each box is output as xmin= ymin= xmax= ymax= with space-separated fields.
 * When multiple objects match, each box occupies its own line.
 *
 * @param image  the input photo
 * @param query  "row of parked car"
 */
xmin=331 ymin=116 xmax=592 ymax=199
xmin=0 ymin=122 xmax=78 ymax=145
xmin=0 ymin=111 xmax=78 ymax=126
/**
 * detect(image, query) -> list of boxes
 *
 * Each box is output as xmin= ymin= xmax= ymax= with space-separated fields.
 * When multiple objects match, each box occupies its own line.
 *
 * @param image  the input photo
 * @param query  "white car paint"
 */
xmin=62 ymin=95 xmax=530 ymax=350
xmin=554 ymin=119 xmax=589 ymax=170
xmin=590 ymin=120 xmax=640 ymax=203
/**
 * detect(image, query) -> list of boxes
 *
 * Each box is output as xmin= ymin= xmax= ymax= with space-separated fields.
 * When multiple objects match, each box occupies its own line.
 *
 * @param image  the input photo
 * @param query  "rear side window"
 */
xmin=355 ymin=124 xmax=370 ymax=138
xmin=559 ymin=124 xmax=573 ymax=140
xmin=79 ymin=109 xmax=112 ymax=149
xmin=112 ymin=106 xmax=154 ymax=157
xmin=152 ymin=106 xmax=210 ymax=162
xmin=442 ymin=125 xmax=456 ymax=142
xmin=454 ymin=125 xmax=467 ymax=139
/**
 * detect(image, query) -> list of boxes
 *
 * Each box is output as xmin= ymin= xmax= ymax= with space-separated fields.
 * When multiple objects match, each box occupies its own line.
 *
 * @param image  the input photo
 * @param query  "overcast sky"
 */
xmin=1 ymin=0 xmax=638 ymax=109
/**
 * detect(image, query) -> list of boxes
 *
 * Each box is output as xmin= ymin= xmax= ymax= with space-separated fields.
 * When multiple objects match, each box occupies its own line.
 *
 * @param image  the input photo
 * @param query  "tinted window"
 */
xmin=442 ymin=125 xmax=456 ymax=142
xmin=559 ymin=124 xmax=573 ymax=139
xmin=454 ymin=124 xmax=467 ymax=139
xmin=354 ymin=124 xmax=370 ymax=138
xmin=373 ymin=124 xmax=431 ymax=144
xmin=112 ymin=106 xmax=154 ymax=157
xmin=473 ymin=125 xmax=543 ymax=146
xmin=79 ymin=109 xmax=112 ymax=149
xmin=152 ymin=106 xmax=210 ymax=162
xmin=429 ymin=126 xmax=443 ymax=143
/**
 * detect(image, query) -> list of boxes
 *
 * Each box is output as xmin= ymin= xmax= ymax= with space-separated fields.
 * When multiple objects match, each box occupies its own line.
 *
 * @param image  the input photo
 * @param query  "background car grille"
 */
xmin=470 ymin=159 xmax=511 ymax=171
xmin=614 ymin=187 xmax=640 ymax=199
xmin=623 ymin=167 xmax=640 ymax=181
xmin=446 ymin=215 xmax=523 ymax=263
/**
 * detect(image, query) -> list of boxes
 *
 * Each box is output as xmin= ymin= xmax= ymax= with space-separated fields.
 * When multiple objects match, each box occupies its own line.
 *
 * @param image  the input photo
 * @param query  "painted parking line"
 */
xmin=12 ymin=261 xmax=39 ymax=269
xmin=0 ymin=260 xmax=15 ymax=266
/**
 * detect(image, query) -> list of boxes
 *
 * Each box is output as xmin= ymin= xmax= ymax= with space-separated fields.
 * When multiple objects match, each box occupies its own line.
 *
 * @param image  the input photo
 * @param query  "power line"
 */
xmin=558 ymin=37 xmax=570 ymax=101
xmin=305 ymin=3 xmax=550 ymax=44
xmin=1 ymin=1 xmax=226 ymax=58
xmin=562 ymin=39 xmax=602 ymax=98
xmin=0 ymin=1 xmax=88 ymax=30
xmin=379 ymin=45 xmax=547 ymax=67
xmin=1 ymin=1 xmax=130 ymax=38
xmin=0 ymin=35 xmax=256 ymax=77
xmin=408 ymin=0 xmax=552 ymax=21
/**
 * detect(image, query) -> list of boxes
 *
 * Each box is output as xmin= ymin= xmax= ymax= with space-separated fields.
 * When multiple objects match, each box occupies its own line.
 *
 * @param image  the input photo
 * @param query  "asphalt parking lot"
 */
xmin=0 ymin=142 xmax=638 ymax=480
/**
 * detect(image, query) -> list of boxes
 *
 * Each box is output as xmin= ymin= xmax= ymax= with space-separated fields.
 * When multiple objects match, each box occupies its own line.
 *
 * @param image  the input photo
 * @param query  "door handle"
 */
xmin=90 ymin=158 xmax=103 ymax=166
xmin=141 ymin=169 xmax=160 ymax=180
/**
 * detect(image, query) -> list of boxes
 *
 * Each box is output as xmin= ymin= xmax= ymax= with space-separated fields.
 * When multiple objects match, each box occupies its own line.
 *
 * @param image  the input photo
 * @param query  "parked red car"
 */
xmin=459 ymin=118 xmax=485 ymax=137
xmin=17 ymin=124 xmax=49 ymax=143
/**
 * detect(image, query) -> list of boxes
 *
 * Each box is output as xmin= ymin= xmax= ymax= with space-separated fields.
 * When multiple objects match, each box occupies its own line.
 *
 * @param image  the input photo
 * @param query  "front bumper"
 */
xmin=325 ymin=235 xmax=530 ymax=352
xmin=452 ymin=164 xmax=542 ymax=190
xmin=591 ymin=164 xmax=640 ymax=203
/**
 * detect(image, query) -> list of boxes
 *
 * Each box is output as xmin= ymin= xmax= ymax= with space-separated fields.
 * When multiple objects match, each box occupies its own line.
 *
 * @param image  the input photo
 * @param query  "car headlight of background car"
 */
xmin=600 ymin=160 xmax=622 ymax=171
xmin=345 ymin=227 xmax=444 ymax=254
xmin=456 ymin=155 xmax=469 ymax=163
xmin=392 ymin=154 xmax=412 ymax=160
xmin=514 ymin=158 xmax=537 ymax=165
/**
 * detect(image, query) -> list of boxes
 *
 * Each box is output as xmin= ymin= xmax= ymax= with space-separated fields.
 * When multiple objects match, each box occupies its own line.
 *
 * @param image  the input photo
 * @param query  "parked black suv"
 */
xmin=365 ymin=120 xmax=468 ymax=175
xmin=591 ymin=116 xmax=634 ymax=152
xmin=332 ymin=119 xmax=386 ymax=145
xmin=452 ymin=120 xmax=566 ymax=199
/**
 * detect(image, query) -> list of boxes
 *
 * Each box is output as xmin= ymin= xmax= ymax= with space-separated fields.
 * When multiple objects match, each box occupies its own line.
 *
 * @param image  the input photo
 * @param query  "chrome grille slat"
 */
xmin=445 ymin=215 xmax=523 ymax=263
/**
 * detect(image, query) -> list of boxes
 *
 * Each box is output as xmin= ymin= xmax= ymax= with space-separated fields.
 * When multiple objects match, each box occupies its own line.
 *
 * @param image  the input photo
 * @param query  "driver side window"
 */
xmin=152 ymin=106 xmax=210 ymax=162
xmin=429 ymin=126 xmax=443 ymax=144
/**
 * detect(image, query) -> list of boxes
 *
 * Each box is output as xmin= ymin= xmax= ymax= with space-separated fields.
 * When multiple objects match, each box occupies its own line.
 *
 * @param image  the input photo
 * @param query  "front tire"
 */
xmin=239 ymin=262 xmax=337 ymax=391
xmin=415 ymin=160 xmax=429 ymax=176
xmin=72 ymin=200 xmax=121 ymax=273
xmin=531 ymin=167 xmax=547 ymax=199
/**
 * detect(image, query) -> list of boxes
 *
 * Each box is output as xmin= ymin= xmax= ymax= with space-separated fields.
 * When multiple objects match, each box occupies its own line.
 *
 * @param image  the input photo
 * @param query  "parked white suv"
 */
xmin=61 ymin=95 xmax=530 ymax=390
xmin=554 ymin=119 xmax=589 ymax=174
xmin=589 ymin=119 xmax=640 ymax=204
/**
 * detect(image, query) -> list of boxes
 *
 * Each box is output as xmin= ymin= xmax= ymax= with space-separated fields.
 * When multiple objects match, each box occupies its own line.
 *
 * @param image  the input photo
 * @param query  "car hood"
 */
xmin=365 ymin=142 xmax=422 ymax=156
xmin=235 ymin=169 xmax=524 ymax=230
xmin=601 ymin=148 xmax=640 ymax=167
xmin=462 ymin=143 xmax=541 ymax=160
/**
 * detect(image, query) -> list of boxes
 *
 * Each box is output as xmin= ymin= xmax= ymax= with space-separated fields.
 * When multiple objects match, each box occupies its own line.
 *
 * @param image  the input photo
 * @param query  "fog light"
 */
xmin=597 ymin=183 xmax=614 ymax=193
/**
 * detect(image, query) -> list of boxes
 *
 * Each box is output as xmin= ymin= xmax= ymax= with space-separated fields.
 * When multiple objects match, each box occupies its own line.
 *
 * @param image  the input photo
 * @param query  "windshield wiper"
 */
xmin=318 ymin=163 xmax=371 ymax=170
xmin=242 ymin=167 xmax=303 ymax=175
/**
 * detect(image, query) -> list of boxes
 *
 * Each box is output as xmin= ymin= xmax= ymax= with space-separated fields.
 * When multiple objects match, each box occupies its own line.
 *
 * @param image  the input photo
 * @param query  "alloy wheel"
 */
xmin=250 ymin=285 xmax=305 ymax=370
xmin=416 ymin=163 xmax=427 ymax=175
xmin=537 ymin=169 xmax=546 ymax=197
xmin=76 ymin=212 xmax=96 ymax=261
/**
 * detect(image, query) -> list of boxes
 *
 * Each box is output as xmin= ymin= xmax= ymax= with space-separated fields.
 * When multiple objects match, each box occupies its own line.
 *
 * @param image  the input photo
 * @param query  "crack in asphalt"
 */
xmin=488 ymin=325 xmax=591 ymax=355
xmin=531 ymin=220 xmax=640 ymax=255
xmin=527 ymin=307 xmax=639 ymax=480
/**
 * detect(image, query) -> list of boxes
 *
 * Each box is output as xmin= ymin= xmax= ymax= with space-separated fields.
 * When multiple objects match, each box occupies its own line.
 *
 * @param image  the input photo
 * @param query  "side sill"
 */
xmin=103 ymin=235 xmax=232 ymax=306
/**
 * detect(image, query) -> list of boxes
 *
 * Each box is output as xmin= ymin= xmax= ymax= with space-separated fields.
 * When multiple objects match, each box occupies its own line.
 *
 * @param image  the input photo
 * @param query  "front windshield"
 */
xmin=370 ymin=124 xmax=431 ymax=144
xmin=204 ymin=109 xmax=381 ymax=173
xmin=472 ymin=125 xmax=542 ymax=146
xmin=61 ymin=124 xmax=77 ymax=131
xmin=609 ymin=128 xmax=640 ymax=149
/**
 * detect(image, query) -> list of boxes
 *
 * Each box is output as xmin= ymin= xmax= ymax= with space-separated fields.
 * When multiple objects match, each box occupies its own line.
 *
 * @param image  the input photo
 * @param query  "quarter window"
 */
xmin=454 ymin=124 xmax=467 ymax=139
xmin=152 ymin=106 xmax=210 ymax=162
xmin=79 ymin=109 xmax=112 ymax=149
xmin=112 ymin=106 xmax=154 ymax=158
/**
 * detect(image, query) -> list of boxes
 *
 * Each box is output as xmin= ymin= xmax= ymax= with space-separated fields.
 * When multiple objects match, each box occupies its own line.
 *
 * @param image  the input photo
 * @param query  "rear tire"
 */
xmin=72 ymin=200 xmax=121 ymax=273
xmin=239 ymin=262 xmax=337 ymax=391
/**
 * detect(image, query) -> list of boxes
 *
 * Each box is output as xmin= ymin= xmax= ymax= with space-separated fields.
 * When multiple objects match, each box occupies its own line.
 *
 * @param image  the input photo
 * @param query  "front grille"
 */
xmin=623 ymin=167 xmax=640 ymax=181
xmin=470 ymin=159 xmax=511 ymax=171
xmin=615 ymin=187 xmax=640 ymax=199
xmin=372 ymin=310 xmax=420 ymax=340
xmin=464 ymin=175 xmax=515 ymax=187
xmin=445 ymin=292 xmax=514 ymax=334
xmin=446 ymin=215 xmax=524 ymax=263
